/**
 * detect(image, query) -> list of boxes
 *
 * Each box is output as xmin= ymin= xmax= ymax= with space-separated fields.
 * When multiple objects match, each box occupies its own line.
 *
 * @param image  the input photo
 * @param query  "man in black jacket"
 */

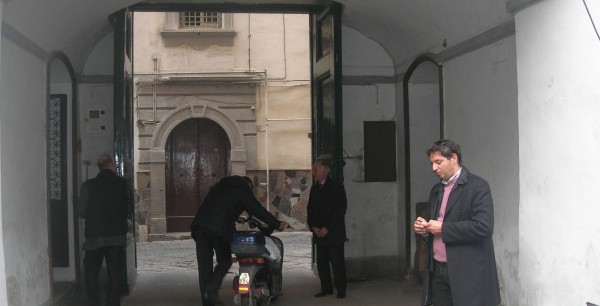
xmin=414 ymin=140 xmax=500 ymax=306
xmin=307 ymin=158 xmax=348 ymax=299
xmin=79 ymin=154 xmax=130 ymax=306
xmin=190 ymin=176 xmax=288 ymax=306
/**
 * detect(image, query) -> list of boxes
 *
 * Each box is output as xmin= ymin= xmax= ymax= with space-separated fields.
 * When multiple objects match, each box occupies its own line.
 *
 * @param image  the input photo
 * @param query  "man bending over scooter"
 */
xmin=190 ymin=176 xmax=289 ymax=306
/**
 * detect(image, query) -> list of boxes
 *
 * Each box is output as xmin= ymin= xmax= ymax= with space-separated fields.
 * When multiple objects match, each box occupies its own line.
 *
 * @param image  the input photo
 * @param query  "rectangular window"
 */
xmin=179 ymin=12 xmax=222 ymax=29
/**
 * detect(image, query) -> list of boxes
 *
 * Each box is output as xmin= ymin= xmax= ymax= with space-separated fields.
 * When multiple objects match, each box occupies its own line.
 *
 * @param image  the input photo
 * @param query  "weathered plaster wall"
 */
xmin=80 ymin=32 xmax=115 ymax=181
xmin=78 ymin=83 xmax=115 ymax=181
xmin=82 ymin=33 xmax=113 ymax=76
xmin=0 ymin=4 xmax=9 ymax=305
xmin=444 ymin=36 xmax=519 ymax=306
xmin=516 ymin=0 xmax=600 ymax=305
xmin=255 ymin=85 xmax=311 ymax=170
xmin=0 ymin=37 xmax=50 ymax=306
xmin=342 ymin=25 xmax=399 ymax=278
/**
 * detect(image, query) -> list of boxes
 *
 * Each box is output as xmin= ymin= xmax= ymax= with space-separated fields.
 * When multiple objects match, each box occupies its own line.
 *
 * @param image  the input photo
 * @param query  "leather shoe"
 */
xmin=336 ymin=291 xmax=346 ymax=299
xmin=314 ymin=291 xmax=333 ymax=297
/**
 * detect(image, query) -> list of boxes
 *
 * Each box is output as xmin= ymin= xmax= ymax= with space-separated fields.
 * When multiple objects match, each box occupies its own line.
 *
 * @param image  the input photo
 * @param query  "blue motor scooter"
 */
xmin=231 ymin=217 xmax=285 ymax=306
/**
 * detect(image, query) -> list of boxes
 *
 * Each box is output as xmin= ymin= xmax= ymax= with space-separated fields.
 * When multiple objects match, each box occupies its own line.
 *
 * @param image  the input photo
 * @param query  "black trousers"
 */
xmin=432 ymin=260 xmax=453 ymax=306
xmin=316 ymin=243 xmax=346 ymax=294
xmin=194 ymin=229 xmax=232 ymax=306
xmin=84 ymin=246 xmax=125 ymax=306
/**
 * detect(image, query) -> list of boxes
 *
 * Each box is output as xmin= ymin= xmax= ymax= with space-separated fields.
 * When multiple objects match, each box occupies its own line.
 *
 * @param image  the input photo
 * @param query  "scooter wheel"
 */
xmin=240 ymin=294 xmax=259 ymax=306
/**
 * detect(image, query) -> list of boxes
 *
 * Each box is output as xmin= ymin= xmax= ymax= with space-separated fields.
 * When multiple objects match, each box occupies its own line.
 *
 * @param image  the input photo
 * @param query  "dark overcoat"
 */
xmin=306 ymin=177 xmax=347 ymax=246
xmin=421 ymin=167 xmax=501 ymax=306
xmin=79 ymin=169 xmax=129 ymax=238
xmin=190 ymin=176 xmax=281 ymax=240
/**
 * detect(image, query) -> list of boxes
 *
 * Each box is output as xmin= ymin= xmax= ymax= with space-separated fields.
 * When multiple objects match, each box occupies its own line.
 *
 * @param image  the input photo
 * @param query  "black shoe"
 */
xmin=314 ymin=291 xmax=333 ymax=297
xmin=336 ymin=291 xmax=346 ymax=299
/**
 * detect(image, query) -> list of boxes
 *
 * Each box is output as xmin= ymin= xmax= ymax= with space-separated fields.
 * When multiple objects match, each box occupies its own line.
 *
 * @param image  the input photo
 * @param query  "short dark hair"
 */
xmin=426 ymin=139 xmax=462 ymax=165
xmin=97 ymin=154 xmax=114 ymax=170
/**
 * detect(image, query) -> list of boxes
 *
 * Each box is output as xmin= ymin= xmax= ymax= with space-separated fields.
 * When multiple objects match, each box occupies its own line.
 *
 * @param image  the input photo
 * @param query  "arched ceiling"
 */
xmin=2 ymin=0 xmax=513 ymax=74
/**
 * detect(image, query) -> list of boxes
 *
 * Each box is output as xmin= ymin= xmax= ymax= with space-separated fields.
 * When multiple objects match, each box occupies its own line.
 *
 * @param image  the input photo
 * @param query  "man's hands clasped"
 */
xmin=413 ymin=217 xmax=442 ymax=235
xmin=312 ymin=226 xmax=329 ymax=238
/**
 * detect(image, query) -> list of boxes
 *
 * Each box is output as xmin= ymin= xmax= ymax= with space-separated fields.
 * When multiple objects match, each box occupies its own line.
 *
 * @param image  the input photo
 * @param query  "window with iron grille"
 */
xmin=179 ymin=12 xmax=222 ymax=29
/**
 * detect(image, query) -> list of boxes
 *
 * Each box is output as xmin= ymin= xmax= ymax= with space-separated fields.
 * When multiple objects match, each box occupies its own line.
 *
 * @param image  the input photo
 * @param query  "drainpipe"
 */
xmin=264 ymin=69 xmax=270 ymax=211
xmin=248 ymin=14 xmax=252 ymax=72
xmin=137 ymin=55 xmax=159 ymax=127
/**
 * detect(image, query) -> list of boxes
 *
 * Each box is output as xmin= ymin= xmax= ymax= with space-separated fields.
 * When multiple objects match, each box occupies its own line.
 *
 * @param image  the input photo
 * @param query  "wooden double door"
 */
xmin=165 ymin=118 xmax=230 ymax=232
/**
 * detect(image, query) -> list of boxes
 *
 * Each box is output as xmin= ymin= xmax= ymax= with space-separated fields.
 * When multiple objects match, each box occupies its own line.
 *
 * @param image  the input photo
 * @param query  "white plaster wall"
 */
xmin=407 ymin=80 xmax=441 ymax=272
xmin=341 ymin=25 xmax=398 ymax=263
xmin=0 ymin=37 xmax=51 ymax=306
xmin=408 ymin=82 xmax=440 ymax=205
xmin=0 ymin=4 xmax=8 ymax=305
xmin=78 ymin=84 xmax=115 ymax=181
xmin=444 ymin=36 xmax=519 ymax=306
xmin=83 ymin=33 xmax=113 ymax=76
xmin=516 ymin=0 xmax=600 ymax=305
xmin=343 ymin=84 xmax=398 ymax=258
xmin=342 ymin=26 xmax=395 ymax=77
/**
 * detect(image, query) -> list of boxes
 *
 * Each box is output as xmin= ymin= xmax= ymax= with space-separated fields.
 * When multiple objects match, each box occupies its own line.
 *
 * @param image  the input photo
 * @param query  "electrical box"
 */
xmin=364 ymin=121 xmax=397 ymax=182
xmin=85 ymin=104 xmax=107 ymax=135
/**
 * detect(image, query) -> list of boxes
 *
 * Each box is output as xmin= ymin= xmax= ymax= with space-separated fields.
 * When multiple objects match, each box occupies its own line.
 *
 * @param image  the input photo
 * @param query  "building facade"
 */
xmin=133 ymin=12 xmax=313 ymax=239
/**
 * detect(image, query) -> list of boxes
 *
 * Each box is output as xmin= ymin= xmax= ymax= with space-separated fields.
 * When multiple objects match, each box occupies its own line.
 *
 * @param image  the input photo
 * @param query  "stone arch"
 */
xmin=149 ymin=102 xmax=247 ymax=174
xmin=142 ymin=103 xmax=247 ymax=237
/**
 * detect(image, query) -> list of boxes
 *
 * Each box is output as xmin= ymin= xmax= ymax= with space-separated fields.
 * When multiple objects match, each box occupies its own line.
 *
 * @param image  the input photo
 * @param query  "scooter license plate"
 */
xmin=239 ymin=273 xmax=250 ymax=285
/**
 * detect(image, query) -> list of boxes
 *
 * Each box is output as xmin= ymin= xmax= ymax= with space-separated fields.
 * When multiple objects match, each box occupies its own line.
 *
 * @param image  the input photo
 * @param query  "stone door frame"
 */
xmin=139 ymin=103 xmax=246 ymax=235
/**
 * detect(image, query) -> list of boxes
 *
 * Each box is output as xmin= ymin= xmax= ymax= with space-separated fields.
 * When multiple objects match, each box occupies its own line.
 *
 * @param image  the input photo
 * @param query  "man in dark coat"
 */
xmin=190 ymin=175 xmax=288 ymax=306
xmin=307 ymin=158 xmax=348 ymax=299
xmin=414 ymin=140 xmax=500 ymax=306
xmin=79 ymin=154 xmax=130 ymax=306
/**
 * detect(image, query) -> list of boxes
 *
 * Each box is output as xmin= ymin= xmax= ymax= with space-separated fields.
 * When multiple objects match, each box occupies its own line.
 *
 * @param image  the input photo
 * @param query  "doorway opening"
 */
xmin=402 ymin=55 xmax=444 ymax=282
xmin=47 ymin=52 xmax=80 ymax=304
xmin=129 ymin=8 xmax=315 ymax=299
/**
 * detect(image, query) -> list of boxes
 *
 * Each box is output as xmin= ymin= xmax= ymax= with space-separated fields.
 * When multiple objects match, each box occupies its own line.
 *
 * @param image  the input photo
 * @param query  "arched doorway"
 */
xmin=165 ymin=118 xmax=231 ymax=232
xmin=46 ymin=52 xmax=79 ymax=302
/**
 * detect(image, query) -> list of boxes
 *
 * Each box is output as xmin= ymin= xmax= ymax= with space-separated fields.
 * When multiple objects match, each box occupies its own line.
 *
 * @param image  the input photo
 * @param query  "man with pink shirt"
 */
xmin=414 ymin=139 xmax=500 ymax=306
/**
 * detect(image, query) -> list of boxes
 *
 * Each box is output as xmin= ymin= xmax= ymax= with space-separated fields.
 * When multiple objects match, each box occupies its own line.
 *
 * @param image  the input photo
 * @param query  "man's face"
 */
xmin=109 ymin=162 xmax=117 ymax=173
xmin=312 ymin=162 xmax=328 ymax=182
xmin=429 ymin=152 xmax=459 ymax=181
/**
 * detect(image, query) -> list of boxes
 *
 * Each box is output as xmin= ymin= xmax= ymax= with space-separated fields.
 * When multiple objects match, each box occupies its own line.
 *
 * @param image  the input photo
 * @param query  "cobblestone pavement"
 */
xmin=136 ymin=231 xmax=313 ymax=273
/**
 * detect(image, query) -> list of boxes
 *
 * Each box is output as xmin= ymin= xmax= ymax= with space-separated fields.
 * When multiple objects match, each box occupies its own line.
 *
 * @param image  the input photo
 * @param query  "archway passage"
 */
xmin=165 ymin=118 xmax=231 ymax=232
